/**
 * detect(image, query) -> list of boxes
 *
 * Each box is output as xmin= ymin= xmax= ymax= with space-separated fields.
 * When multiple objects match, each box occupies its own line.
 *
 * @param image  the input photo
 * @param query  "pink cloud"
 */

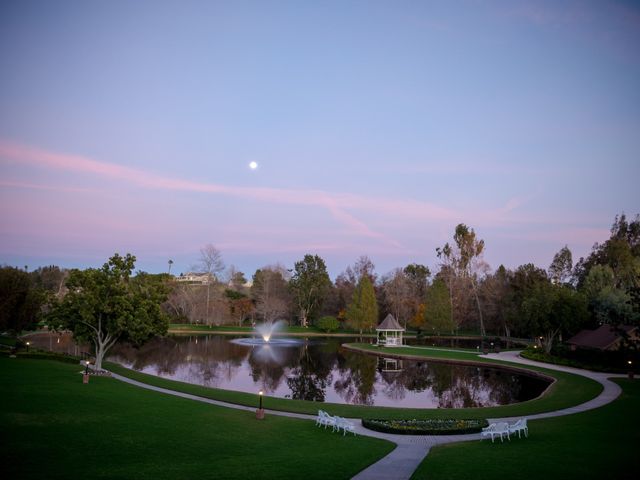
xmin=0 ymin=139 xmax=461 ymax=246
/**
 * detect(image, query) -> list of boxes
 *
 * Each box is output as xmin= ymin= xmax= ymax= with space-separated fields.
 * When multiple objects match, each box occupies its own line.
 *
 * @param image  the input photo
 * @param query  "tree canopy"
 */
xmin=48 ymin=253 xmax=169 ymax=370
xmin=289 ymin=254 xmax=331 ymax=327
xmin=346 ymin=276 xmax=378 ymax=335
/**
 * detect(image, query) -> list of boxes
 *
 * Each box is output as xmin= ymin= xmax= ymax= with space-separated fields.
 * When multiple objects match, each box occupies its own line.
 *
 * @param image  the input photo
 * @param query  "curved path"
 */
xmin=109 ymin=351 xmax=625 ymax=480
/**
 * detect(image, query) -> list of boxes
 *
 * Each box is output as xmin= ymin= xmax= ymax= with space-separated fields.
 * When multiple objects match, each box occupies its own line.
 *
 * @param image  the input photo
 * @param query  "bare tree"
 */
xmin=382 ymin=269 xmax=412 ymax=328
xmin=251 ymin=265 xmax=291 ymax=324
xmin=197 ymin=244 xmax=225 ymax=325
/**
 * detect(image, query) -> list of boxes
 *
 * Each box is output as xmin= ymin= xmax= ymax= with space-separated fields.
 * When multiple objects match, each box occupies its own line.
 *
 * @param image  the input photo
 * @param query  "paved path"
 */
xmin=109 ymin=351 xmax=625 ymax=480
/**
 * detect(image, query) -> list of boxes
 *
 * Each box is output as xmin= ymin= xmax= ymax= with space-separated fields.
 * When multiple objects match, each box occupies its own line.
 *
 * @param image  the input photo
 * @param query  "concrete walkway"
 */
xmin=109 ymin=351 xmax=625 ymax=480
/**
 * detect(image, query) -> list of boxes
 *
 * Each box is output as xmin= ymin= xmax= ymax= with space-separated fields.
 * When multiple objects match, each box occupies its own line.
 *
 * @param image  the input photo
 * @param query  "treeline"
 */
xmin=164 ymin=213 xmax=640 ymax=353
xmin=1 ymin=213 xmax=638 ymax=355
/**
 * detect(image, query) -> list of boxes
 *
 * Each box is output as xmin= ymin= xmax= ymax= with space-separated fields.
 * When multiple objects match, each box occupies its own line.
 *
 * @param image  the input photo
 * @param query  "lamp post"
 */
xmin=25 ymin=341 xmax=30 ymax=352
xmin=256 ymin=390 xmax=265 ymax=419
xmin=628 ymin=360 xmax=634 ymax=380
xmin=83 ymin=360 xmax=90 ymax=384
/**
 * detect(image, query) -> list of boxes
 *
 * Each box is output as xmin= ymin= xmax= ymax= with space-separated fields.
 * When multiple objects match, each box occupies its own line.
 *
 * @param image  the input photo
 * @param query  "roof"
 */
xmin=567 ymin=324 xmax=637 ymax=350
xmin=376 ymin=314 xmax=405 ymax=331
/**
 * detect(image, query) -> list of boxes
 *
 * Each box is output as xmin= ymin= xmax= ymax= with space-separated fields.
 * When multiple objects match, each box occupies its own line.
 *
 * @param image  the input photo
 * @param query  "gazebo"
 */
xmin=376 ymin=314 xmax=405 ymax=347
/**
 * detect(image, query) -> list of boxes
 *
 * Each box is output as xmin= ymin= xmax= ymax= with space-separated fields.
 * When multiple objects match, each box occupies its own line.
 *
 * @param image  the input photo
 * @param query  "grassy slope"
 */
xmin=0 ymin=357 xmax=393 ymax=480
xmin=411 ymin=378 xmax=639 ymax=480
xmin=105 ymin=344 xmax=602 ymax=420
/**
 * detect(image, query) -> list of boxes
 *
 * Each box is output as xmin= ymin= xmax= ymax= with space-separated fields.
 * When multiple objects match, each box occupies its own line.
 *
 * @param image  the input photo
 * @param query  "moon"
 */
xmin=249 ymin=161 xmax=258 ymax=170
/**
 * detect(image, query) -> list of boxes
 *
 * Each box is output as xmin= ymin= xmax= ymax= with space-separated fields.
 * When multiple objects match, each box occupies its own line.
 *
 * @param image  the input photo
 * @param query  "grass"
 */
xmin=411 ymin=378 xmax=639 ymax=480
xmin=104 ymin=343 xmax=603 ymax=421
xmin=0 ymin=357 xmax=394 ymax=480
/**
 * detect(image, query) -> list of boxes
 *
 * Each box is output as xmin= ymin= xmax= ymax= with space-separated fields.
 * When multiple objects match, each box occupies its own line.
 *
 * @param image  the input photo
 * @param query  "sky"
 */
xmin=1 ymin=0 xmax=639 ymax=279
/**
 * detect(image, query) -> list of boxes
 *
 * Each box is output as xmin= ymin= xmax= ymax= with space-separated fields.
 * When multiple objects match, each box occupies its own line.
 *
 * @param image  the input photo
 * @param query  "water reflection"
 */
xmin=107 ymin=334 xmax=549 ymax=408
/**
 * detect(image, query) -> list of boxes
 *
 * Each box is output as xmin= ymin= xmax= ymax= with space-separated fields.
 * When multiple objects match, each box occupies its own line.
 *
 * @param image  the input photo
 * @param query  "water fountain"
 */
xmin=230 ymin=320 xmax=303 ymax=346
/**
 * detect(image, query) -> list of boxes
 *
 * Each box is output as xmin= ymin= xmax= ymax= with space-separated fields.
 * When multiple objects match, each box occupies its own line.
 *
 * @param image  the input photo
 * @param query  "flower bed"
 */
xmin=362 ymin=418 xmax=488 ymax=435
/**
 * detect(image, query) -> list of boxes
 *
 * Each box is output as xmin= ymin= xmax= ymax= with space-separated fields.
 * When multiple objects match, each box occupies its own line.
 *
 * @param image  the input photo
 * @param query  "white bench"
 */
xmin=316 ymin=410 xmax=336 ymax=429
xmin=334 ymin=416 xmax=356 ymax=436
xmin=481 ymin=422 xmax=510 ymax=443
xmin=509 ymin=418 xmax=528 ymax=438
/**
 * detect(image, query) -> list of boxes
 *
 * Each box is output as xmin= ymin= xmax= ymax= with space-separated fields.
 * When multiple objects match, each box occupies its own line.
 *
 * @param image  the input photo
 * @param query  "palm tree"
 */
xmin=168 ymin=259 xmax=174 ymax=275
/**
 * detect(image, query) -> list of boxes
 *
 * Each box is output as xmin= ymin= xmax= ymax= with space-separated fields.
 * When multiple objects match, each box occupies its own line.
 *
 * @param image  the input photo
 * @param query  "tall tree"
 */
xmin=289 ymin=254 xmax=331 ymax=327
xmin=47 ymin=254 xmax=169 ymax=370
xmin=197 ymin=244 xmax=225 ymax=326
xmin=382 ymin=268 xmax=411 ymax=328
xmin=549 ymin=245 xmax=573 ymax=285
xmin=423 ymin=278 xmax=454 ymax=334
xmin=437 ymin=224 xmax=488 ymax=335
xmin=346 ymin=276 xmax=378 ymax=335
xmin=403 ymin=263 xmax=430 ymax=323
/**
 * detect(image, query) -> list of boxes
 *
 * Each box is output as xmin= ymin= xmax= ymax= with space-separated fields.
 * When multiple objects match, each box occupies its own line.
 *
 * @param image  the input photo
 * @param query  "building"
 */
xmin=566 ymin=324 xmax=638 ymax=351
xmin=376 ymin=314 xmax=405 ymax=347
xmin=175 ymin=272 xmax=210 ymax=285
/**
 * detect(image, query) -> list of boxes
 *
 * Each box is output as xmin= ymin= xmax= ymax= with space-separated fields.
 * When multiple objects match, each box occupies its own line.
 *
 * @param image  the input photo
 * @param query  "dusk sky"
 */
xmin=1 ymin=0 xmax=639 ymax=279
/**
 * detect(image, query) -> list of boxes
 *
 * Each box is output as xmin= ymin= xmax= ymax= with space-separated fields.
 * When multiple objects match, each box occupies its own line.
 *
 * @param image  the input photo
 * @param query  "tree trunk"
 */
xmin=471 ymin=279 xmax=485 ymax=337
xmin=205 ymin=284 xmax=211 ymax=326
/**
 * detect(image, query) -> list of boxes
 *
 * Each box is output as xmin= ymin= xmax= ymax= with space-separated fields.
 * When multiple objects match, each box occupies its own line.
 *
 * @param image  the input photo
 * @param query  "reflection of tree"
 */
xmin=109 ymin=335 xmax=249 ymax=386
xmin=286 ymin=343 xmax=333 ymax=401
xmin=333 ymin=350 xmax=377 ymax=405
xmin=108 ymin=335 xmax=549 ymax=407
xmin=247 ymin=344 xmax=298 ymax=393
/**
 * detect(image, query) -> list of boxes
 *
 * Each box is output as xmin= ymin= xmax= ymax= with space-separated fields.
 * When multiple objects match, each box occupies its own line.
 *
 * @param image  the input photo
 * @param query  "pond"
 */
xmin=108 ymin=334 xmax=550 ymax=408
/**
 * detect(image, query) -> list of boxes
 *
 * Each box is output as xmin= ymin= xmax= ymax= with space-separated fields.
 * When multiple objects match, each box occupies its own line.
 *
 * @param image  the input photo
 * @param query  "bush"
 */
xmin=362 ymin=418 xmax=488 ymax=435
xmin=521 ymin=345 xmax=635 ymax=373
xmin=317 ymin=316 xmax=339 ymax=333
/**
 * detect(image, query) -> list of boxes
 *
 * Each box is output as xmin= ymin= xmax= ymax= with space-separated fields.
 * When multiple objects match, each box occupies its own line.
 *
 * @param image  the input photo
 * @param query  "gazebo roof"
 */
xmin=376 ymin=314 xmax=404 ymax=331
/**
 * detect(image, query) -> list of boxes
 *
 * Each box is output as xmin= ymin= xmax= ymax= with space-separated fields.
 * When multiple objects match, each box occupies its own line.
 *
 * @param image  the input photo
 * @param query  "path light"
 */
xmin=256 ymin=390 xmax=265 ymax=419
xmin=628 ymin=360 xmax=634 ymax=380
xmin=25 ymin=341 xmax=30 ymax=351
xmin=83 ymin=360 xmax=91 ymax=384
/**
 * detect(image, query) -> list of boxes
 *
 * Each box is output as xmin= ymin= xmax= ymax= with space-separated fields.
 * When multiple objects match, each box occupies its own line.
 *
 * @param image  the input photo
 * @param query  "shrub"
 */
xmin=362 ymin=418 xmax=488 ymax=435
xmin=317 ymin=316 xmax=339 ymax=333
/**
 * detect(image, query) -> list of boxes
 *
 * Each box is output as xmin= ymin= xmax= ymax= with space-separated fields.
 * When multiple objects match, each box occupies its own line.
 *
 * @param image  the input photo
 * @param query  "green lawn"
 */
xmin=411 ymin=378 xmax=639 ymax=480
xmin=104 ymin=344 xmax=602 ymax=421
xmin=0 ymin=357 xmax=393 ymax=480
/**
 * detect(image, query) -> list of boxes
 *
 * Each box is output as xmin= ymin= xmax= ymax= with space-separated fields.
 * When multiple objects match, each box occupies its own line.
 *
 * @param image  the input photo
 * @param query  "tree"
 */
xmin=197 ymin=244 xmax=225 ymax=325
xmin=437 ymin=224 xmax=488 ymax=335
xmin=29 ymin=265 xmax=68 ymax=299
xmin=346 ymin=276 xmax=378 ymax=335
xmin=0 ymin=266 xmax=43 ymax=333
xmin=317 ymin=315 xmax=339 ymax=332
xmin=583 ymin=265 xmax=637 ymax=325
xmin=225 ymin=289 xmax=255 ymax=327
xmin=403 ymin=263 xmax=430 ymax=321
xmin=251 ymin=265 xmax=290 ymax=323
xmin=168 ymin=259 xmax=174 ymax=275
xmin=47 ymin=254 xmax=169 ymax=370
xmin=521 ymin=283 xmax=588 ymax=353
xmin=423 ymin=278 xmax=454 ymax=334
xmin=382 ymin=268 xmax=411 ymax=328
xmin=289 ymin=254 xmax=331 ymax=327
xmin=549 ymin=246 xmax=573 ymax=285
